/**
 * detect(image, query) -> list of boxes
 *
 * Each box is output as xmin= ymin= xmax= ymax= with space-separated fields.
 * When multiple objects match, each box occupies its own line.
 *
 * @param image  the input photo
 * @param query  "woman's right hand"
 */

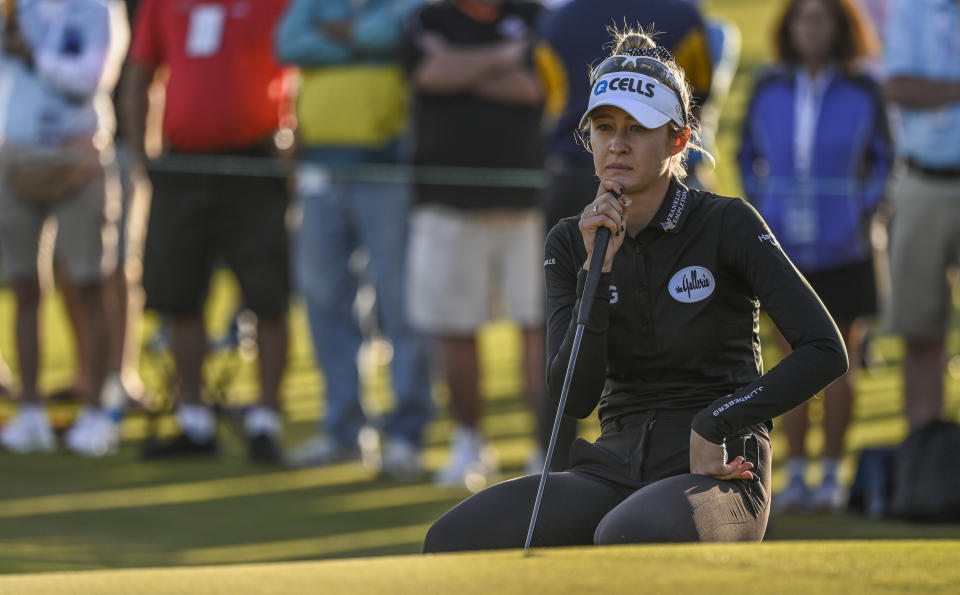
xmin=580 ymin=179 xmax=631 ymax=272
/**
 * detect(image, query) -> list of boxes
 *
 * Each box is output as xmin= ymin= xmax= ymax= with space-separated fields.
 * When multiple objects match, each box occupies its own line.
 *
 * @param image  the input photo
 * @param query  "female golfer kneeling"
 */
xmin=423 ymin=26 xmax=847 ymax=550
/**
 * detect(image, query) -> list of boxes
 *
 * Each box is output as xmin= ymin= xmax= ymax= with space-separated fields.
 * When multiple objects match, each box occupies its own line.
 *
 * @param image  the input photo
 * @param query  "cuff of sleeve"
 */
xmin=691 ymin=407 xmax=728 ymax=445
xmin=575 ymin=269 xmax=612 ymax=331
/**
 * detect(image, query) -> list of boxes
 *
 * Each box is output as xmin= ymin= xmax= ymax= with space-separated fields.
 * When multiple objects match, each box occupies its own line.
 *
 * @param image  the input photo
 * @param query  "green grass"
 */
xmin=1 ymin=542 xmax=959 ymax=594
xmin=1 ymin=316 xmax=958 ymax=575
xmin=3 ymin=0 xmax=960 ymax=586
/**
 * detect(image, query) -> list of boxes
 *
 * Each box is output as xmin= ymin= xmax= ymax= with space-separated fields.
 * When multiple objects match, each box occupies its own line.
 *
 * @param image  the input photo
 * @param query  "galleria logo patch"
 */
xmin=669 ymin=266 xmax=715 ymax=303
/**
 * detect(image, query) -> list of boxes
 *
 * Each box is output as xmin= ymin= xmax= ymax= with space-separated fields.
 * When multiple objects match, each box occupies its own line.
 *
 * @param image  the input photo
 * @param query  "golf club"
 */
xmin=523 ymin=221 xmax=612 ymax=553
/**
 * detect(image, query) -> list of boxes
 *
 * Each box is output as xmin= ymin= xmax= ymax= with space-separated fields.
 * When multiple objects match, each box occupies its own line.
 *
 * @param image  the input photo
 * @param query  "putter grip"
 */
xmin=577 ymin=226 xmax=610 ymax=325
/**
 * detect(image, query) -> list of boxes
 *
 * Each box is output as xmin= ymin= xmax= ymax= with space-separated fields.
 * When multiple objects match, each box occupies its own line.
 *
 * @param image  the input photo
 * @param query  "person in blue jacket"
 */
xmin=738 ymin=0 xmax=892 ymax=513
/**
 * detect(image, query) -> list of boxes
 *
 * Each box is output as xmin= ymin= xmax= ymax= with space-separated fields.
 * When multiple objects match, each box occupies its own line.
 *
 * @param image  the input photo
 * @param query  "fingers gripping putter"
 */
xmin=524 ymin=223 xmax=612 ymax=553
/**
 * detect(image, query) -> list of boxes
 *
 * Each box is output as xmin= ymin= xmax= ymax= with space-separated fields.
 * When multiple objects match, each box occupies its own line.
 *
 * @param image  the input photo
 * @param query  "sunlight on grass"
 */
xmin=177 ymin=525 xmax=427 ymax=565
xmin=313 ymin=484 xmax=473 ymax=515
xmin=2 ymin=541 xmax=960 ymax=595
xmin=0 ymin=465 xmax=373 ymax=519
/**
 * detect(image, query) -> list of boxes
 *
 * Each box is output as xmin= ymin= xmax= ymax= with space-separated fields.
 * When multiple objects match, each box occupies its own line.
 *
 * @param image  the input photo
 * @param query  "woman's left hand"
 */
xmin=689 ymin=429 xmax=754 ymax=481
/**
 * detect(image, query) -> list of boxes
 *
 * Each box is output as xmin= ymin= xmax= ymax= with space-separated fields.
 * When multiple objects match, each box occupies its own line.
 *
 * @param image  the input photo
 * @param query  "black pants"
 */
xmin=423 ymin=410 xmax=771 ymax=551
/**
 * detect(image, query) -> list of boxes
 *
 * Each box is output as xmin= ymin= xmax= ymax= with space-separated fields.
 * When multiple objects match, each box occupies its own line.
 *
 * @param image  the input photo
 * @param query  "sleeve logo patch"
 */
xmin=669 ymin=266 xmax=715 ymax=303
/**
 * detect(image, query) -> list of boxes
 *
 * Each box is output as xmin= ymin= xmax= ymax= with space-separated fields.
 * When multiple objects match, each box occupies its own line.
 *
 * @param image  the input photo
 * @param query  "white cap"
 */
xmin=579 ymin=72 xmax=685 ymax=129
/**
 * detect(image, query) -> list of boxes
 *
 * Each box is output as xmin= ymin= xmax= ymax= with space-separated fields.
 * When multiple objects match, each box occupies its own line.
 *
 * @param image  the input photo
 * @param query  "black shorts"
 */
xmin=142 ymin=148 xmax=290 ymax=319
xmin=802 ymin=259 xmax=877 ymax=325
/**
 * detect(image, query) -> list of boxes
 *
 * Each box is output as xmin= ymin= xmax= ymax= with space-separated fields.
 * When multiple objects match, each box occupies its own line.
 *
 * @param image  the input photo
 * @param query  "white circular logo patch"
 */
xmin=669 ymin=266 xmax=715 ymax=303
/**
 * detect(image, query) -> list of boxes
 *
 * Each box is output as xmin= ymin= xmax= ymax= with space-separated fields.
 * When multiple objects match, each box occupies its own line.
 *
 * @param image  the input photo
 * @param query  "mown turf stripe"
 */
xmin=0 ymin=465 xmax=372 ymax=518
xmin=0 ymin=541 xmax=957 ymax=594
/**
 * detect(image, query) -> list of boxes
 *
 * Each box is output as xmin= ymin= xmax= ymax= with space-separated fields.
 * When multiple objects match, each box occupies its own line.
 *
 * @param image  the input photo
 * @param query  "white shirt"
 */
xmin=793 ymin=67 xmax=835 ymax=176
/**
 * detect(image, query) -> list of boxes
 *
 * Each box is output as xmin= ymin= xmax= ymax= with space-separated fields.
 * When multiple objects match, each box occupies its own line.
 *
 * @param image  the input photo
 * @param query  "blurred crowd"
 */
xmin=0 ymin=0 xmax=957 ymax=516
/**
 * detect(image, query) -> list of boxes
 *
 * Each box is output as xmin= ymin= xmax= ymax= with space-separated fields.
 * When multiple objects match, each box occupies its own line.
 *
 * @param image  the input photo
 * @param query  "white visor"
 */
xmin=579 ymin=72 xmax=685 ymax=129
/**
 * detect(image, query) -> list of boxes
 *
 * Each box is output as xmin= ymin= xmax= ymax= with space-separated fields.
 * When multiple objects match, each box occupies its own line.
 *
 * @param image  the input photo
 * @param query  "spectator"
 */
xmin=883 ymin=0 xmax=960 ymax=431
xmin=122 ymin=0 xmax=292 ymax=463
xmin=274 ymin=0 xmax=432 ymax=479
xmin=738 ymin=0 xmax=891 ymax=512
xmin=401 ymin=0 xmax=550 ymax=488
xmin=51 ymin=0 xmax=145 ymax=421
xmin=535 ymin=0 xmax=714 ymax=471
xmin=0 ymin=0 xmax=128 ymax=456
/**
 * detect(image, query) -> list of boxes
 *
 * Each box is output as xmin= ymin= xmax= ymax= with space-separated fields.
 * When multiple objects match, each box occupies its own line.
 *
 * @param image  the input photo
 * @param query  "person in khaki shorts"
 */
xmin=883 ymin=0 xmax=960 ymax=431
xmin=401 ymin=0 xmax=553 ymax=489
xmin=0 ymin=0 xmax=127 ymax=456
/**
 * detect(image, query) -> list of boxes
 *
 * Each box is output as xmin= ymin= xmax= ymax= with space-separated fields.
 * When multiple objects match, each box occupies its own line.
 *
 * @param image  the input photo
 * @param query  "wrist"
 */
xmin=691 ymin=410 xmax=726 ymax=445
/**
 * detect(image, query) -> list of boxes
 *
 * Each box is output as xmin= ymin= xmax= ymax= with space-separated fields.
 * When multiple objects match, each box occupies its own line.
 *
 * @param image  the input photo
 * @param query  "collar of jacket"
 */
xmin=647 ymin=177 xmax=694 ymax=233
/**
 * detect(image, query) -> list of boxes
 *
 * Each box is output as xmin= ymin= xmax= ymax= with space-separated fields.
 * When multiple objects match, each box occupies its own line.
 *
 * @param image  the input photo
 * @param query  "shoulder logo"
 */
xmin=593 ymin=80 xmax=608 ymax=95
xmin=660 ymin=188 xmax=687 ymax=231
xmin=669 ymin=266 xmax=715 ymax=303
xmin=758 ymin=223 xmax=778 ymax=246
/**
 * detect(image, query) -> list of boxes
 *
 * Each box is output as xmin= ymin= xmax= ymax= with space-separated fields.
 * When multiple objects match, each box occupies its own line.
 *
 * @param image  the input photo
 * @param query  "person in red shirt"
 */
xmin=121 ymin=0 xmax=292 ymax=463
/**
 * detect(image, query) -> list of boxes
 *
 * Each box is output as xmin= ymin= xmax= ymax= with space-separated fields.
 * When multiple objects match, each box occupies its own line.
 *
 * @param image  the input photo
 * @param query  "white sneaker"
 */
xmin=285 ymin=434 xmax=361 ymax=468
xmin=0 ymin=406 xmax=56 ymax=453
xmin=358 ymin=426 xmax=382 ymax=472
xmin=773 ymin=476 xmax=811 ymax=514
xmin=434 ymin=428 xmax=497 ymax=491
xmin=65 ymin=408 xmax=119 ymax=457
xmin=381 ymin=439 xmax=423 ymax=481
xmin=811 ymin=476 xmax=846 ymax=513
xmin=99 ymin=373 xmax=129 ymax=422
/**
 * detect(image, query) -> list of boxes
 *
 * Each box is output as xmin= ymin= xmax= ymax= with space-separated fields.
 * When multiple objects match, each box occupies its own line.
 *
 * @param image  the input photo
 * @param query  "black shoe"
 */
xmin=140 ymin=432 xmax=218 ymax=459
xmin=247 ymin=433 xmax=282 ymax=464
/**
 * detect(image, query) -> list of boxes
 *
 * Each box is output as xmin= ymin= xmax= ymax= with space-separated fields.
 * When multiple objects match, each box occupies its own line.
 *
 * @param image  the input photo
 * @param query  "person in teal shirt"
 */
xmin=274 ymin=0 xmax=432 ymax=479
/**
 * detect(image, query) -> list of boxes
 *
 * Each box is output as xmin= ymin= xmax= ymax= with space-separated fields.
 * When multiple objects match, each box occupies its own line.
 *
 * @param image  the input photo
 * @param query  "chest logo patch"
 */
xmin=669 ymin=266 xmax=715 ymax=303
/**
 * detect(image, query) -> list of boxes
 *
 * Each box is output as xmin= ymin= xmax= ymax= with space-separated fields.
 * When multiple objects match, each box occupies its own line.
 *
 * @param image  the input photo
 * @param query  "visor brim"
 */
xmin=578 ymin=100 xmax=675 ymax=130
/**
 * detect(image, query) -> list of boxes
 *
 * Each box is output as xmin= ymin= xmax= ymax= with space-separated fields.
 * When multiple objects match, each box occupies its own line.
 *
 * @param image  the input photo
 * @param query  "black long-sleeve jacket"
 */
xmin=544 ymin=179 xmax=849 ymax=444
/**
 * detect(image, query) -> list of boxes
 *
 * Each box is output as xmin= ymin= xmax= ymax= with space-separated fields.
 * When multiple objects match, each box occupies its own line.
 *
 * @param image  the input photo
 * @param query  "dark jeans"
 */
xmin=423 ymin=409 xmax=771 ymax=551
